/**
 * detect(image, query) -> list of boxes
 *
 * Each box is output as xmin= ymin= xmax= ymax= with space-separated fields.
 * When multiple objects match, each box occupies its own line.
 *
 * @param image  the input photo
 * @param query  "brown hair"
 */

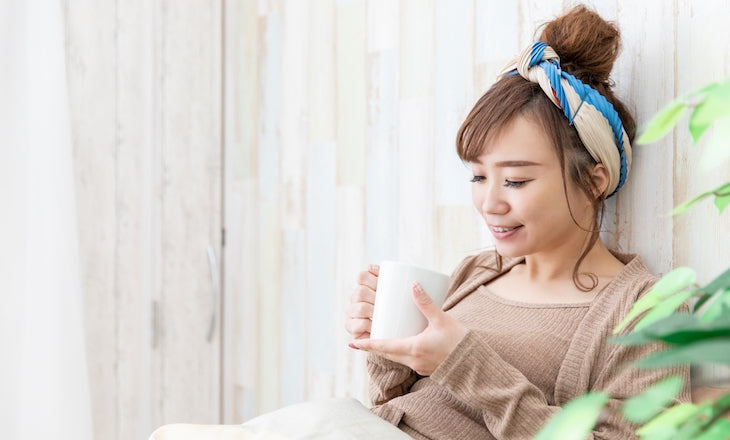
xmin=455 ymin=5 xmax=636 ymax=291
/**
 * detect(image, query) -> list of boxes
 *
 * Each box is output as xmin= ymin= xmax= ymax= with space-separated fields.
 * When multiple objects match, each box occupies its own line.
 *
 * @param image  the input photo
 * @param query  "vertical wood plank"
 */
xmin=223 ymin=0 xmax=261 ymax=424
xmin=309 ymin=0 xmax=336 ymax=144
xmin=333 ymin=0 xmax=368 ymax=403
xmin=674 ymin=0 xmax=730 ymax=282
xmin=64 ymin=1 xmax=118 ymax=438
xmin=366 ymin=0 xmax=399 ymax=264
xmin=278 ymin=0 xmax=310 ymax=408
xmin=257 ymin=7 xmax=283 ymax=415
xmin=336 ymin=0 xmax=367 ymax=186
xmin=115 ymin=0 xmax=157 ymax=437
xmin=516 ymin=0 xmax=564 ymax=48
xmin=434 ymin=0 xmax=474 ymax=208
xmin=157 ymin=0 xmax=222 ymax=424
xmin=610 ymin=0 xmax=676 ymax=275
xmin=309 ymin=0 xmax=345 ymax=402
xmin=399 ymin=0 xmax=434 ymax=100
xmin=398 ymin=0 xmax=435 ymax=267
xmin=306 ymin=141 xmax=339 ymax=400
xmin=334 ymin=186 xmax=368 ymax=401
xmin=474 ymin=0 xmax=520 ymax=93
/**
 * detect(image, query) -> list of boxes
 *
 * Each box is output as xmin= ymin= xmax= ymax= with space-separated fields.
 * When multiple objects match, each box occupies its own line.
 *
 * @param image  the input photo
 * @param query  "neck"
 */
xmin=521 ymin=236 xmax=619 ymax=284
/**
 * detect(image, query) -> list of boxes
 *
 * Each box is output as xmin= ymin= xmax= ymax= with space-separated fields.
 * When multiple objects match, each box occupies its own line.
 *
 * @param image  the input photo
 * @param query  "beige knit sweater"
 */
xmin=368 ymin=251 xmax=690 ymax=440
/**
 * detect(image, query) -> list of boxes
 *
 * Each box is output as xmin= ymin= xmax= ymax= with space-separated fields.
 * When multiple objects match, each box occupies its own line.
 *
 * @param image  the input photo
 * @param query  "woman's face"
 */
xmin=470 ymin=115 xmax=594 ymax=259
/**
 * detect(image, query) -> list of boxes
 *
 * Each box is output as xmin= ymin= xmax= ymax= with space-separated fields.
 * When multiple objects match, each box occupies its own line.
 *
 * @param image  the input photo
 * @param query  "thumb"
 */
xmin=411 ymin=282 xmax=440 ymax=320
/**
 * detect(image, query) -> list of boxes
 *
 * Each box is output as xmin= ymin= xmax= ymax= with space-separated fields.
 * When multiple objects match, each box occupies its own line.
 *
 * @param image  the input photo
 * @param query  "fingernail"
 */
xmin=348 ymin=342 xmax=360 ymax=350
xmin=369 ymin=264 xmax=379 ymax=273
xmin=413 ymin=282 xmax=423 ymax=293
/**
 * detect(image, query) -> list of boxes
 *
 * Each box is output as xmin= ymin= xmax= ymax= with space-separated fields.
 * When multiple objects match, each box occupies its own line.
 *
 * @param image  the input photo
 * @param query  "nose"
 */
xmin=473 ymin=181 xmax=509 ymax=216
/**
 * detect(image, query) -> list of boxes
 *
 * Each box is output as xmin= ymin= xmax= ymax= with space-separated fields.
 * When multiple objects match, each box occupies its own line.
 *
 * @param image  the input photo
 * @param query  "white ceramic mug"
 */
xmin=369 ymin=261 xmax=451 ymax=340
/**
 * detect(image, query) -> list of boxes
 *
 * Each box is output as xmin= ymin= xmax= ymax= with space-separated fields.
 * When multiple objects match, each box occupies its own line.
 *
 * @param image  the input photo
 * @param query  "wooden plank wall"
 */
xmin=223 ymin=0 xmax=730 ymax=423
xmin=66 ymin=0 xmax=730 ymax=436
xmin=66 ymin=0 xmax=222 ymax=438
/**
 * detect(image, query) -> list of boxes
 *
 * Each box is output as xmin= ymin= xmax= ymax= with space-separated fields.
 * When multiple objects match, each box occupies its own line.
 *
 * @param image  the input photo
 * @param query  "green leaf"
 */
xmin=622 ymin=376 xmax=685 ymax=423
xmin=615 ymin=267 xmax=696 ymax=333
xmin=634 ymin=289 xmax=696 ymax=332
xmin=654 ymin=316 xmax=730 ymax=345
xmin=636 ymin=339 xmax=730 ymax=369
xmin=612 ymin=314 xmax=698 ymax=346
xmin=689 ymin=79 xmax=730 ymax=143
xmin=672 ymin=190 xmax=714 ymax=216
xmin=672 ymin=182 xmax=730 ymax=216
xmin=712 ymin=182 xmax=730 ymax=214
xmin=534 ymin=392 xmax=609 ymax=440
xmin=699 ymin=115 xmax=730 ymax=170
xmin=715 ymin=192 xmax=730 ymax=214
xmin=612 ymin=313 xmax=730 ymax=347
xmin=636 ymin=403 xmax=699 ymax=437
xmin=697 ymin=268 xmax=730 ymax=295
xmin=701 ymin=289 xmax=730 ymax=323
xmin=694 ymin=269 xmax=730 ymax=312
xmin=693 ymin=418 xmax=730 ymax=440
xmin=638 ymin=100 xmax=687 ymax=144
xmin=710 ymin=392 xmax=730 ymax=416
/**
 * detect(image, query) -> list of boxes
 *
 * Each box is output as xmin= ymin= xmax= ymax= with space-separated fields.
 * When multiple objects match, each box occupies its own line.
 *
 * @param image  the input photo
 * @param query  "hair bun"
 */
xmin=538 ymin=5 xmax=620 ymax=86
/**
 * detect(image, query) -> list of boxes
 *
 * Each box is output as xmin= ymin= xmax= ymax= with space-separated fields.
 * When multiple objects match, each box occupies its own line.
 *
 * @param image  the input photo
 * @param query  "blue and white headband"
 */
xmin=502 ymin=41 xmax=632 ymax=197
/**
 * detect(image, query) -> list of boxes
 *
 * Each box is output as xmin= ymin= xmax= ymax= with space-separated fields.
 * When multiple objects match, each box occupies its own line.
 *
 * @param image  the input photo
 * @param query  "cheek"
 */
xmin=471 ymin=186 xmax=483 ymax=211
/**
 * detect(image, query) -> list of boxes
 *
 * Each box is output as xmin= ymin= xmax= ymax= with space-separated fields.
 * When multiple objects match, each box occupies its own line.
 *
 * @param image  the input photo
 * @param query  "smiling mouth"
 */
xmin=490 ymin=225 xmax=521 ymax=233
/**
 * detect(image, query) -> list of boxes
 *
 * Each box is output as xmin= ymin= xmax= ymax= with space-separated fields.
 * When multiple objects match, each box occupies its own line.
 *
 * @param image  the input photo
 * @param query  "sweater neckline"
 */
xmin=480 ymin=252 xmax=644 ymax=308
xmin=479 ymin=285 xmax=594 ymax=308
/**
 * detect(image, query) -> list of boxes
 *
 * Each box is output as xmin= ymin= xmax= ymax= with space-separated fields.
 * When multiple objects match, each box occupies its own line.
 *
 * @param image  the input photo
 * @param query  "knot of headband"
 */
xmin=503 ymin=41 xmax=632 ymax=197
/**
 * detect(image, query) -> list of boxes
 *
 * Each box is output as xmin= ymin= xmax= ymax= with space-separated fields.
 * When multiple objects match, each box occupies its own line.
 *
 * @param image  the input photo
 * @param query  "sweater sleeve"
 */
xmin=366 ymin=254 xmax=486 ymax=407
xmin=430 ymin=325 xmax=690 ymax=439
xmin=367 ymin=353 xmax=420 ymax=406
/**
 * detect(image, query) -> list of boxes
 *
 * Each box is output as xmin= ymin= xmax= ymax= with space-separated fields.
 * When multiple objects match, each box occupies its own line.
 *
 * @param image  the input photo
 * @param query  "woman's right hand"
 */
xmin=345 ymin=264 xmax=379 ymax=340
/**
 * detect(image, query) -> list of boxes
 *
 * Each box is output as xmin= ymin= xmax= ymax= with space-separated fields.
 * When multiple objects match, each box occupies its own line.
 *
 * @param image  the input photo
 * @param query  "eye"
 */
xmin=504 ymin=179 xmax=528 ymax=188
xmin=470 ymin=175 xmax=486 ymax=183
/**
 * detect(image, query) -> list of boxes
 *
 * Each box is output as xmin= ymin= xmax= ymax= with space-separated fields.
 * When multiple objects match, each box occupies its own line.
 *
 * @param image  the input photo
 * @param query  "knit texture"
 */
xmin=368 ymin=251 xmax=690 ymax=440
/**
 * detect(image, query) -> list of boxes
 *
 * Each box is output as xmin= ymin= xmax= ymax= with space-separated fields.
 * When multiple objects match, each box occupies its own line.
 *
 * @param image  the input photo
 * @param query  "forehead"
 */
xmin=473 ymin=115 xmax=557 ymax=166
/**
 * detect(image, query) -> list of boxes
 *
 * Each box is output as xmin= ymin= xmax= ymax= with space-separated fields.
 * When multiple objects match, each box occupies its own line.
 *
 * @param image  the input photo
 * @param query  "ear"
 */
xmin=589 ymin=163 xmax=610 ymax=199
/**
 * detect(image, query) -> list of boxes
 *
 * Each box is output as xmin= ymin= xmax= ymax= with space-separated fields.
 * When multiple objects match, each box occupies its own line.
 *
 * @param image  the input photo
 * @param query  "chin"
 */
xmin=494 ymin=244 xmax=526 ymax=259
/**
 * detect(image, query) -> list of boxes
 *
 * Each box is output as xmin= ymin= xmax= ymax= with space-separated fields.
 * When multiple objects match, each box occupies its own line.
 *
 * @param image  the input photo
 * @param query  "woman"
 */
xmin=345 ymin=5 xmax=689 ymax=439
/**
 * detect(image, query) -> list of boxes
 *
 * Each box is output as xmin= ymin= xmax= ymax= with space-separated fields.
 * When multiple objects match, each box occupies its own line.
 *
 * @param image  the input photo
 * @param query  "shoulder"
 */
xmin=595 ymin=252 xmax=661 ymax=329
xmin=609 ymin=252 xmax=658 ymax=302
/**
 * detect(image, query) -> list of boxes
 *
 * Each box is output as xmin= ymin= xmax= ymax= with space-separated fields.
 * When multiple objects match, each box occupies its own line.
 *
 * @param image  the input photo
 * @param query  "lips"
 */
xmin=491 ymin=226 xmax=519 ymax=233
xmin=489 ymin=224 xmax=522 ymax=239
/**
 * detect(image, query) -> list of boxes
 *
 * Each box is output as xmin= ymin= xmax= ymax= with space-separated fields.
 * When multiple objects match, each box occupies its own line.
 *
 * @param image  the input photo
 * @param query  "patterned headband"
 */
xmin=502 ymin=42 xmax=632 ymax=197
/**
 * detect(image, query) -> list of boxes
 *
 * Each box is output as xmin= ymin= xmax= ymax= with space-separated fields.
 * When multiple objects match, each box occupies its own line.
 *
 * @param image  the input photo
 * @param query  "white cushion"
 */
xmin=149 ymin=397 xmax=412 ymax=440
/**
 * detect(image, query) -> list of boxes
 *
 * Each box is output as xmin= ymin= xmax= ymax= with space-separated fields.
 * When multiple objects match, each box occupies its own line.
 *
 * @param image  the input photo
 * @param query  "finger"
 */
xmin=411 ymin=282 xmax=441 ymax=320
xmin=346 ymin=302 xmax=374 ymax=319
xmin=350 ymin=336 xmax=410 ymax=357
xmin=368 ymin=264 xmax=380 ymax=276
xmin=357 ymin=268 xmax=379 ymax=291
xmin=350 ymin=285 xmax=376 ymax=305
xmin=351 ymin=339 xmax=417 ymax=370
xmin=344 ymin=318 xmax=371 ymax=338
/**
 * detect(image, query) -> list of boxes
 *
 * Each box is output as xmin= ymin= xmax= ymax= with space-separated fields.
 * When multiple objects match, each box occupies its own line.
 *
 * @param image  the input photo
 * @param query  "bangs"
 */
xmin=456 ymin=76 xmax=546 ymax=163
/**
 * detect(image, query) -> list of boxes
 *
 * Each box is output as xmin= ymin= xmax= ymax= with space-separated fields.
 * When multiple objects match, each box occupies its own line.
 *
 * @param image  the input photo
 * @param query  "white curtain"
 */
xmin=0 ymin=1 xmax=93 ymax=439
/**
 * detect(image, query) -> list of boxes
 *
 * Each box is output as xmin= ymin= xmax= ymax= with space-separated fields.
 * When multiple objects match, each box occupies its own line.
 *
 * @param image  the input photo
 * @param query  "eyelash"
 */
xmin=505 ymin=179 xmax=527 ymax=188
xmin=469 ymin=176 xmax=528 ymax=188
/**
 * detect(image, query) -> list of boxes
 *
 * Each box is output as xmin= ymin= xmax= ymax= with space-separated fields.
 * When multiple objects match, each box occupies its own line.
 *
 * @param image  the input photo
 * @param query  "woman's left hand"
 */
xmin=349 ymin=282 xmax=468 ymax=376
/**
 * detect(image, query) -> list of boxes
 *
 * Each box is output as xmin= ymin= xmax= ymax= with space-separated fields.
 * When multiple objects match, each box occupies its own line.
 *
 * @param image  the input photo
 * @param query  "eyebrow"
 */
xmin=495 ymin=160 xmax=541 ymax=167
xmin=472 ymin=159 xmax=541 ymax=167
